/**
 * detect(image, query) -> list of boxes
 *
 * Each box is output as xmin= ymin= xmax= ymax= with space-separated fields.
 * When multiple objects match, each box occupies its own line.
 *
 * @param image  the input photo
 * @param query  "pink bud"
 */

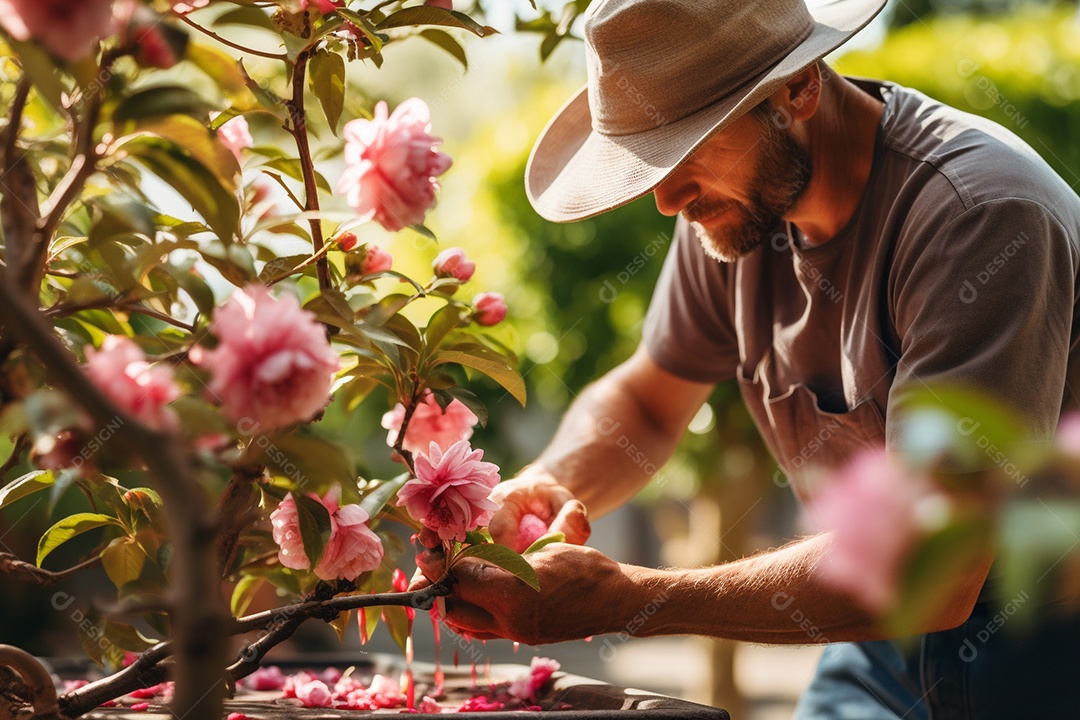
xmin=433 ymin=247 xmax=475 ymax=282
xmin=362 ymin=244 xmax=393 ymax=274
xmin=472 ymin=292 xmax=507 ymax=326
xmin=335 ymin=231 xmax=358 ymax=252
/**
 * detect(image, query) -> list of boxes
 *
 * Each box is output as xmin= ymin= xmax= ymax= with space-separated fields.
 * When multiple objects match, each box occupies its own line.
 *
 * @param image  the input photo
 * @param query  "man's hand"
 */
xmin=487 ymin=470 xmax=591 ymax=551
xmin=439 ymin=543 xmax=645 ymax=645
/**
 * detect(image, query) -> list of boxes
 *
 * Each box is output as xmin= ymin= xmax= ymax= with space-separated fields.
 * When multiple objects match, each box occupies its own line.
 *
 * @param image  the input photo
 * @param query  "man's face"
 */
xmin=654 ymin=107 xmax=813 ymax=262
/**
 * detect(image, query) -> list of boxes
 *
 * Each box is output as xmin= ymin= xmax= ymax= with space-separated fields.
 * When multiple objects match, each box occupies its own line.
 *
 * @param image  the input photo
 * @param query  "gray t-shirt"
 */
xmin=643 ymin=78 xmax=1080 ymax=492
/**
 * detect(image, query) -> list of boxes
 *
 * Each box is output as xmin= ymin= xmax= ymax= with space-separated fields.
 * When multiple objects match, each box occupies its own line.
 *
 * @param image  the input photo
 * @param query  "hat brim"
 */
xmin=526 ymin=0 xmax=889 ymax=223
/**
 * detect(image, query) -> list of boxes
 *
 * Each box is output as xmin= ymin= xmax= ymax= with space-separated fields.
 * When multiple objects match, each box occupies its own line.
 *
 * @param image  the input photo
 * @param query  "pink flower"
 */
xmin=472 ymin=292 xmax=507 ymax=326
xmin=214 ymin=114 xmax=253 ymax=162
xmin=381 ymin=391 xmax=478 ymax=456
xmin=418 ymin=695 xmax=443 ymax=713
xmin=132 ymin=24 xmax=179 ymax=69
xmin=1056 ymin=412 xmax=1080 ymax=455
xmin=294 ymin=678 xmax=333 ymax=708
xmin=0 ymin=0 xmax=113 ymax=61
xmin=172 ymin=0 xmax=209 ymax=13
xmin=192 ymin=285 xmax=338 ymax=431
xmin=270 ymin=492 xmax=384 ymax=581
xmin=397 ymin=440 xmax=501 ymax=542
xmin=244 ymin=665 xmax=286 ymax=691
xmin=336 ymin=98 xmax=452 ymax=232
xmin=433 ymin=247 xmax=475 ymax=282
xmin=301 ymin=0 xmax=341 ymax=13
xmin=805 ymin=448 xmax=949 ymax=612
xmin=513 ymin=513 xmax=551 ymax=553
xmin=84 ymin=336 xmax=180 ymax=430
xmin=508 ymin=657 xmax=560 ymax=703
xmin=361 ymin=244 xmax=393 ymax=275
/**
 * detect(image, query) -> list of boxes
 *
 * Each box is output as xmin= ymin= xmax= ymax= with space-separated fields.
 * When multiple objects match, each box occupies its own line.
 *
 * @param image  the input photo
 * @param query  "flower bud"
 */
xmin=433 ymin=247 xmax=475 ymax=282
xmin=334 ymin=231 xmax=358 ymax=252
xmin=472 ymin=292 xmax=507 ymax=326
xmin=361 ymin=244 xmax=393 ymax=274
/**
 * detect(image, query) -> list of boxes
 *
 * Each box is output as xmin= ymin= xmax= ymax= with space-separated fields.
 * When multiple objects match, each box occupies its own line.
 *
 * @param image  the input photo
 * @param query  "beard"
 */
xmin=686 ymin=115 xmax=813 ymax=263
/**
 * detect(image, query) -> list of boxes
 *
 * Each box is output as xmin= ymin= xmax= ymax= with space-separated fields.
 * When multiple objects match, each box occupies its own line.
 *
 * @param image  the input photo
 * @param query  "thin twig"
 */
xmin=285 ymin=49 xmax=332 ymax=291
xmin=262 ymin=170 xmax=306 ymax=211
xmin=0 ymin=551 xmax=101 ymax=587
xmin=391 ymin=386 xmax=423 ymax=475
xmin=177 ymin=14 xmax=288 ymax=61
xmin=0 ymin=435 xmax=26 ymax=479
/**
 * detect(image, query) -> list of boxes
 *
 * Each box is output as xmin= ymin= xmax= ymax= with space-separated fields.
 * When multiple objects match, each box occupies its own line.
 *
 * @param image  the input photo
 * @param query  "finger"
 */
xmin=487 ymin=503 xmax=524 ymax=547
xmin=415 ymin=546 xmax=448 ymax=583
xmin=408 ymin=568 xmax=431 ymax=592
xmin=548 ymin=499 xmax=591 ymax=545
xmin=451 ymin=557 xmax=518 ymax=607
xmin=443 ymin=597 xmax=499 ymax=636
xmin=417 ymin=527 xmax=441 ymax=549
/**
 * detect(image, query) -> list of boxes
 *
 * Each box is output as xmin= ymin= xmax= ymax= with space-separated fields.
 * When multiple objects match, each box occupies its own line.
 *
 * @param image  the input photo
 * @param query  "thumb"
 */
xmin=548 ymin=499 xmax=591 ymax=546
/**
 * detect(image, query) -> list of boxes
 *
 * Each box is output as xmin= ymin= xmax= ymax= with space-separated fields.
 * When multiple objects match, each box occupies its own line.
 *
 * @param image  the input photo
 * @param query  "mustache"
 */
xmin=683 ymin=197 xmax=744 ymax=223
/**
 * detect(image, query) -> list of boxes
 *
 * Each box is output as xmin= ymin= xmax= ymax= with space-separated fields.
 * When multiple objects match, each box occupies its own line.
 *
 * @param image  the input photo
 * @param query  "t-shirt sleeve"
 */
xmin=641 ymin=217 xmax=741 ymax=383
xmin=886 ymin=198 xmax=1078 ymax=447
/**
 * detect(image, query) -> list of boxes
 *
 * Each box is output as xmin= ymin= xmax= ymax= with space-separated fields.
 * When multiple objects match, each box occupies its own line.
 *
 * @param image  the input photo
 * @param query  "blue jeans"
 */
xmin=793 ymin=602 xmax=1080 ymax=719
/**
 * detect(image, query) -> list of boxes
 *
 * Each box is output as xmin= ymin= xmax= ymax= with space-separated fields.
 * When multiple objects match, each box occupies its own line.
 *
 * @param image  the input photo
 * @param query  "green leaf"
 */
xmin=308 ymin=50 xmax=346 ymax=134
xmin=422 ymin=305 xmax=468 ymax=360
xmin=359 ymin=474 xmax=409 ymax=520
xmin=375 ymin=7 xmax=497 ymax=37
xmin=258 ymin=253 xmax=312 ymax=283
xmin=330 ymin=609 xmax=352 ymax=643
xmin=112 ymin=86 xmax=214 ymax=125
xmin=381 ymin=605 xmax=411 ymax=651
xmin=231 ymin=575 xmax=265 ymax=617
xmin=419 ymin=29 xmax=467 ymax=69
xmin=453 ymin=543 xmax=539 ymax=591
xmin=100 ymin=537 xmax=147 ymax=589
xmin=293 ymin=494 xmax=333 ymax=568
xmin=214 ymin=6 xmax=279 ymax=32
xmin=259 ymin=430 xmax=355 ymax=490
xmin=258 ymin=158 xmax=332 ymax=193
xmin=337 ymin=375 xmax=385 ymax=413
xmin=337 ymin=10 xmax=387 ymax=53
xmin=37 ymin=513 xmax=121 ymax=567
xmin=431 ymin=345 xmax=526 ymax=406
xmin=523 ymin=532 xmax=565 ymax=554
xmin=0 ymin=470 xmax=55 ymax=510
xmin=103 ymin=620 xmax=158 ymax=653
xmin=436 ymin=386 xmax=488 ymax=427
xmin=9 ymin=39 xmax=65 ymax=111
xmin=186 ymin=43 xmax=262 ymax=112
xmin=75 ymin=609 xmax=108 ymax=668
xmin=360 ymin=605 xmax=380 ymax=645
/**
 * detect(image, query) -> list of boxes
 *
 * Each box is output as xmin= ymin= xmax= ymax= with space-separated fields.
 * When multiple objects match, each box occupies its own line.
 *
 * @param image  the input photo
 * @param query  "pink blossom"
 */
xmin=381 ymin=391 xmax=478 ymax=456
xmin=361 ymin=244 xmax=394 ymax=275
xmin=336 ymin=98 xmax=452 ymax=232
xmin=0 ymin=0 xmax=113 ymax=61
xmin=301 ymin=0 xmax=341 ymax=13
xmin=805 ymin=448 xmax=949 ymax=612
xmin=130 ymin=702 xmax=150 ymax=711
xmin=514 ymin=513 xmax=551 ymax=553
xmin=334 ymin=231 xmax=358 ymax=252
xmin=433 ymin=247 xmax=475 ymax=282
xmin=282 ymin=671 xmax=316 ymax=698
xmin=84 ymin=336 xmax=180 ymax=430
xmin=132 ymin=25 xmax=179 ymax=69
xmin=459 ymin=696 xmax=505 ymax=712
xmin=226 ymin=714 xmax=250 ymax=720
xmin=215 ymin=114 xmax=253 ymax=162
xmin=244 ymin=665 xmax=286 ymax=691
xmin=63 ymin=680 xmax=89 ymax=692
xmin=508 ymin=656 xmax=560 ymax=703
xmin=294 ymin=678 xmax=333 ymax=708
xmin=397 ymin=440 xmax=501 ymax=542
xmin=173 ymin=0 xmax=209 ymax=13
xmin=192 ymin=285 xmax=338 ymax=431
xmin=270 ymin=492 xmax=384 ymax=581
xmin=336 ymin=673 xmax=405 ymax=710
xmin=472 ymin=292 xmax=507 ymax=326
xmin=1056 ymin=412 xmax=1080 ymax=455
xmin=418 ymin=695 xmax=443 ymax=713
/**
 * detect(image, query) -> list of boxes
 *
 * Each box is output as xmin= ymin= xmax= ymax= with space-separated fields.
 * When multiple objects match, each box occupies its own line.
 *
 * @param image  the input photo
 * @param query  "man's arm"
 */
xmin=443 ymin=530 xmax=993 ymax=646
xmin=486 ymin=345 xmax=713 ymax=547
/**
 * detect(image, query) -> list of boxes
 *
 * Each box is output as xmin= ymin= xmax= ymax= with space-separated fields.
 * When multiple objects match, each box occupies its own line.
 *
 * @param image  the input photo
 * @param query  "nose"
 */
xmin=653 ymin=168 xmax=699 ymax=217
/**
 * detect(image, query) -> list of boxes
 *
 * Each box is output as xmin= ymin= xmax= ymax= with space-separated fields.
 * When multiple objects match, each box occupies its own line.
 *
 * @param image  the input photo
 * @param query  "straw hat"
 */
xmin=526 ymin=0 xmax=888 ymax=222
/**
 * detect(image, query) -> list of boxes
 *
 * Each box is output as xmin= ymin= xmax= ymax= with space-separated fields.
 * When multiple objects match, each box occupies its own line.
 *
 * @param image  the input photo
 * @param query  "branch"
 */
xmin=285 ymin=49 xmax=332 ymax=292
xmin=2 ymin=76 xmax=30 ymax=174
xmin=58 ymin=580 xmax=455 ymax=717
xmin=0 ymin=551 xmax=101 ymax=587
xmin=0 ymin=435 xmax=26 ymax=479
xmin=0 ymin=279 xmax=230 ymax=719
xmin=215 ymin=466 xmax=263 ymax=577
xmin=44 ymin=297 xmax=196 ymax=333
xmin=391 ymin=386 xmax=424 ymax=474
xmin=177 ymin=14 xmax=288 ymax=60
xmin=262 ymin=171 xmax=306 ymax=212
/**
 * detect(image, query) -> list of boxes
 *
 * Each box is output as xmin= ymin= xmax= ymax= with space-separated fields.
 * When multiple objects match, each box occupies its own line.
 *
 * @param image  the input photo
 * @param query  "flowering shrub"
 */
xmin=0 ymin=1 xmax=554 ymax=717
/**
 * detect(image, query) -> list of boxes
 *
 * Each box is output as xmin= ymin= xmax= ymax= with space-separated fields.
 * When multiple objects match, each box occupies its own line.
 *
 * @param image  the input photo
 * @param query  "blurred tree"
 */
xmin=887 ymin=0 xmax=1074 ymax=28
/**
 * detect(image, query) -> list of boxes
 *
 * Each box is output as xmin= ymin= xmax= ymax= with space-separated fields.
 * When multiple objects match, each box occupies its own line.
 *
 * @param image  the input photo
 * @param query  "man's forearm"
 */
xmin=525 ymin=371 xmax=685 ymax=518
xmin=620 ymin=532 xmax=989 ymax=644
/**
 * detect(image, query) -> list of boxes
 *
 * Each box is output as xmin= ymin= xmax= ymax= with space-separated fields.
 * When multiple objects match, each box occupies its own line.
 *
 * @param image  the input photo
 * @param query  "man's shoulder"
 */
xmin=856 ymin=78 xmax=1080 ymax=240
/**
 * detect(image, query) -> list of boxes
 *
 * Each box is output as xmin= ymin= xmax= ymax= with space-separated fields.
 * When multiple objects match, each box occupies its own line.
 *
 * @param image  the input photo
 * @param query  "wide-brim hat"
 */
xmin=526 ymin=0 xmax=888 ymax=222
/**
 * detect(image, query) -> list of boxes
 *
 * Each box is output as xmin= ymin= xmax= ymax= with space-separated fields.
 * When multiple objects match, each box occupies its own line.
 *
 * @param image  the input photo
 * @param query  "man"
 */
xmin=419 ymin=0 xmax=1080 ymax=716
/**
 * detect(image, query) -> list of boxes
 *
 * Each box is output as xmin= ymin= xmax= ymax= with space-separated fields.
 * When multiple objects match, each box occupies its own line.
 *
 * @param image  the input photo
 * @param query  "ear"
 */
xmin=773 ymin=62 xmax=823 ymax=122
